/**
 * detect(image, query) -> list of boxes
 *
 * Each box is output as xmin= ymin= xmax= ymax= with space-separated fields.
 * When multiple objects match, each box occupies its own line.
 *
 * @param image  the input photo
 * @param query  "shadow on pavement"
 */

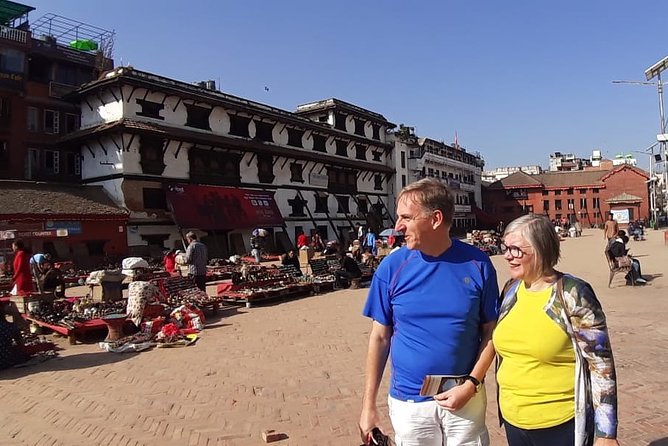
xmin=649 ymin=438 xmax=668 ymax=446
xmin=644 ymin=273 xmax=664 ymax=282
xmin=0 ymin=350 xmax=137 ymax=379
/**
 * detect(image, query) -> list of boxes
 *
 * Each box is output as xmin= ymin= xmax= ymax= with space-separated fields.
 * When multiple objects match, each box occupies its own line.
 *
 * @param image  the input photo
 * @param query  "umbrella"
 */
xmin=252 ymin=228 xmax=269 ymax=237
xmin=379 ymin=228 xmax=403 ymax=237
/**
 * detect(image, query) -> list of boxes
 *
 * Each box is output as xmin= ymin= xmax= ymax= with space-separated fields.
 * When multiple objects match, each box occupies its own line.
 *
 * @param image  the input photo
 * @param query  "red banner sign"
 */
xmin=165 ymin=184 xmax=285 ymax=230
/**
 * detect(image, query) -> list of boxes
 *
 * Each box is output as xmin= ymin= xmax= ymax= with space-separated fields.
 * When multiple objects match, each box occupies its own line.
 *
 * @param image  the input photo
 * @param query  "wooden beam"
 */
xmin=171 ymin=97 xmax=183 ymax=112
xmin=162 ymin=139 xmax=171 ymax=156
xmin=108 ymin=87 xmax=119 ymax=102
xmin=280 ymin=156 xmax=290 ymax=170
xmin=126 ymin=134 xmax=137 ymax=152
xmin=85 ymin=143 xmax=95 ymax=158
xmin=174 ymin=141 xmax=184 ymax=158
xmin=127 ymin=86 xmax=139 ymax=102
xmin=246 ymin=152 xmax=257 ymax=167
xmin=96 ymin=137 xmax=108 ymax=156
xmin=110 ymin=135 xmax=122 ymax=152
xmin=83 ymin=97 xmax=94 ymax=112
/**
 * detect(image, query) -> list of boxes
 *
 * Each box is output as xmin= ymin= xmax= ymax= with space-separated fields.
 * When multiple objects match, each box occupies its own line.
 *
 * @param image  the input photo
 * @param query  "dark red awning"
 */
xmin=165 ymin=184 xmax=285 ymax=231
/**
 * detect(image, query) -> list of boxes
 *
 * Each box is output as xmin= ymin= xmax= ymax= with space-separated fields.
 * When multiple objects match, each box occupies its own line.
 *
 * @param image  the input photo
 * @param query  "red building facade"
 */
xmin=483 ymin=165 xmax=649 ymax=227
xmin=0 ymin=181 xmax=128 ymax=268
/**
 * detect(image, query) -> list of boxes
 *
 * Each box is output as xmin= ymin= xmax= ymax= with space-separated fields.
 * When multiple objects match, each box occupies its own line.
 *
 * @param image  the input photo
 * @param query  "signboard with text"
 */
xmin=45 ymin=220 xmax=82 ymax=235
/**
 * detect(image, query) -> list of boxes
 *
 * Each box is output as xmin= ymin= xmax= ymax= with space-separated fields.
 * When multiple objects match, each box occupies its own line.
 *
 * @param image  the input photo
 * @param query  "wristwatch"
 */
xmin=464 ymin=375 xmax=482 ymax=393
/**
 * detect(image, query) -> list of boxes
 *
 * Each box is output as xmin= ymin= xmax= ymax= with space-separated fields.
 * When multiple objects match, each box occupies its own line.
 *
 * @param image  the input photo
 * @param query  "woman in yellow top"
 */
xmin=493 ymin=214 xmax=619 ymax=446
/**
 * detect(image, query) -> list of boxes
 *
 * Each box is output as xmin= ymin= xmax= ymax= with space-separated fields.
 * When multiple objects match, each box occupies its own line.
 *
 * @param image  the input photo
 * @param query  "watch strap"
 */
xmin=465 ymin=375 xmax=481 ymax=392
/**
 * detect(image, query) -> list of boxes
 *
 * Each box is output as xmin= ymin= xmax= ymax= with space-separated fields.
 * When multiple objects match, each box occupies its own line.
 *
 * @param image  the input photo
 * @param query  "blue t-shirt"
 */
xmin=362 ymin=240 xmax=500 ymax=402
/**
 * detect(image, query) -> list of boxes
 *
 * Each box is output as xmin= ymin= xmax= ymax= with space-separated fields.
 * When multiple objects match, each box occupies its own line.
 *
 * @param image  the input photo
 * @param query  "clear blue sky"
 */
xmin=27 ymin=0 xmax=668 ymax=170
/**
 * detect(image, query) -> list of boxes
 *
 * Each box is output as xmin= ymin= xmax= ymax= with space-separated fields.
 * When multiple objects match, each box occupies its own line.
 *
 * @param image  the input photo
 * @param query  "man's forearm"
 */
xmin=362 ymin=334 xmax=391 ymax=409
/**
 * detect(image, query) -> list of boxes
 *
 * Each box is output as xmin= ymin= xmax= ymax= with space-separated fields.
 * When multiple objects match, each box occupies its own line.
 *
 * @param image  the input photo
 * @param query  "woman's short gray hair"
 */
xmin=504 ymin=214 xmax=560 ymax=276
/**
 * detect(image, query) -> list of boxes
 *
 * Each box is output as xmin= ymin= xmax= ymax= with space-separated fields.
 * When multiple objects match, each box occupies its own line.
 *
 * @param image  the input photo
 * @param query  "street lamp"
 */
xmin=645 ymin=56 xmax=668 ymax=222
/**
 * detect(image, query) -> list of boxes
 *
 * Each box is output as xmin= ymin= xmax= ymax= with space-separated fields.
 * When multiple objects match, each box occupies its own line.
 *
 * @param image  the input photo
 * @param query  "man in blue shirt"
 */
xmin=364 ymin=228 xmax=377 ymax=256
xmin=359 ymin=179 xmax=499 ymax=446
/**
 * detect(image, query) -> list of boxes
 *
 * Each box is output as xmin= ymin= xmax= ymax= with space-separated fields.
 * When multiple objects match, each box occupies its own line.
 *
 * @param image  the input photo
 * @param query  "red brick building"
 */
xmin=0 ymin=181 xmax=128 ymax=268
xmin=483 ymin=164 xmax=649 ymax=227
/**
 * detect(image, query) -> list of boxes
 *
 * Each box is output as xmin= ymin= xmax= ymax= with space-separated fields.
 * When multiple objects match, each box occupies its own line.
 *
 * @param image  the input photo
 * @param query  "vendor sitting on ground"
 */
xmin=280 ymin=249 xmax=303 ymax=276
xmin=0 ymin=302 xmax=29 ymax=370
xmin=39 ymin=261 xmax=66 ymax=298
xmin=334 ymin=251 xmax=362 ymax=288
xmin=608 ymin=230 xmax=647 ymax=285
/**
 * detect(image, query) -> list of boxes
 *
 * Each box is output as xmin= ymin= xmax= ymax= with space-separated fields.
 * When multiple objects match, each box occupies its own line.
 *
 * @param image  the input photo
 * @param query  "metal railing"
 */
xmin=0 ymin=25 xmax=28 ymax=44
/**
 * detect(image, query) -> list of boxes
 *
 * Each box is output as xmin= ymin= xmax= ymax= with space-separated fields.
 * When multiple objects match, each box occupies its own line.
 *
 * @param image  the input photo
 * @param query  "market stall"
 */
xmin=215 ymin=264 xmax=313 ymax=308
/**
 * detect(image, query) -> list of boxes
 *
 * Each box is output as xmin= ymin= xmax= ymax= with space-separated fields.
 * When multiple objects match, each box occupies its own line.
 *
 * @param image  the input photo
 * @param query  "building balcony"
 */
xmin=0 ymin=25 xmax=28 ymax=44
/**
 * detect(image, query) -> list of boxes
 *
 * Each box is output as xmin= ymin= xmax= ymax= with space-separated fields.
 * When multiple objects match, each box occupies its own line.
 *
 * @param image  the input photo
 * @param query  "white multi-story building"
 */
xmin=62 ymin=67 xmax=396 ymax=257
xmin=391 ymin=126 xmax=484 ymax=231
xmin=482 ymin=165 xmax=542 ymax=183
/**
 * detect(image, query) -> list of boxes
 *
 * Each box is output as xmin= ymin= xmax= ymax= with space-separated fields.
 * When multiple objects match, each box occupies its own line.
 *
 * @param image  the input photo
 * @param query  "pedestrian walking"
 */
xmin=495 ymin=214 xmax=619 ymax=446
xmin=184 ymin=232 xmax=208 ymax=291
xmin=359 ymin=178 xmax=499 ymax=446
xmin=11 ymin=240 xmax=33 ymax=296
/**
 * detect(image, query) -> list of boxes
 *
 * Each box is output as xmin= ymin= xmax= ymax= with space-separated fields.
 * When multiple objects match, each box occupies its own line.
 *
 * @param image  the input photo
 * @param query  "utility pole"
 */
xmin=645 ymin=56 xmax=668 ymax=226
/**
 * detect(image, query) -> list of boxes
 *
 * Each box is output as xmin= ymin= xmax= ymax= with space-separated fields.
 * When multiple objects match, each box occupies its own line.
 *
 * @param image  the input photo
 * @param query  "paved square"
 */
xmin=1 ymin=229 xmax=667 ymax=445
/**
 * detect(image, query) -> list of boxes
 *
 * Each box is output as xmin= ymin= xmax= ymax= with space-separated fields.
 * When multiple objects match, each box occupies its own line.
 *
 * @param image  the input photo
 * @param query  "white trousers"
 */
xmin=388 ymin=387 xmax=489 ymax=446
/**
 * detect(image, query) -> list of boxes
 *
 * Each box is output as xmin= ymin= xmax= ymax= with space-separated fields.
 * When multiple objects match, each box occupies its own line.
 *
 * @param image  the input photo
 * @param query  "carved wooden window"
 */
xmin=185 ymin=104 xmax=211 ymax=130
xmin=287 ymin=128 xmax=304 ymax=148
xmin=372 ymin=124 xmax=381 ymax=140
xmin=336 ymin=195 xmax=350 ymax=214
xmin=229 ymin=115 xmax=251 ymax=137
xmin=355 ymin=144 xmax=367 ymax=161
xmin=334 ymin=112 xmax=347 ymax=131
xmin=374 ymin=174 xmax=383 ymax=191
xmin=136 ymin=99 xmax=164 ymax=120
xmin=139 ymin=136 xmax=166 ymax=175
xmin=314 ymin=193 xmax=329 ymax=213
xmin=354 ymin=119 xmax=366 ymax=136
xmin=335 ymin=140 xmax=348 ymax=157
xmin=257 ymin=154 xmax=275 ymax=183
xmin=189 ymin=148 xmax=241 ymax=185
xmin=290 ymin=162 xmax=304 ymax=183
xmin=356 ymin=197 xmax=368 ymax=215
xmin=327 ymin=167 xmax=357 ymax=194
xmin=254 ymin=120 xmax=274 ymax=142
xmin=287 ymin=194 xmax=307 ymax=217
xmin=143 ymin=188 xmax=167 ymax=210
xmin=312 ymin=134 xmax=327 ymax=152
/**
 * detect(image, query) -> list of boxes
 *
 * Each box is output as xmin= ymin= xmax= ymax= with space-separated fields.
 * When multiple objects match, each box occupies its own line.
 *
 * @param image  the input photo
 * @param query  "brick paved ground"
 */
xmin=1 ymin=228 xmax=667 ymax=445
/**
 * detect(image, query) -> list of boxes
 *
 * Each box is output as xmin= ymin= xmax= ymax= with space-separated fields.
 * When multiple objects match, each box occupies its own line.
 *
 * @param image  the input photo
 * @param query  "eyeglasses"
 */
xmin=499 ymin=243 xmax=531 ymax=258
